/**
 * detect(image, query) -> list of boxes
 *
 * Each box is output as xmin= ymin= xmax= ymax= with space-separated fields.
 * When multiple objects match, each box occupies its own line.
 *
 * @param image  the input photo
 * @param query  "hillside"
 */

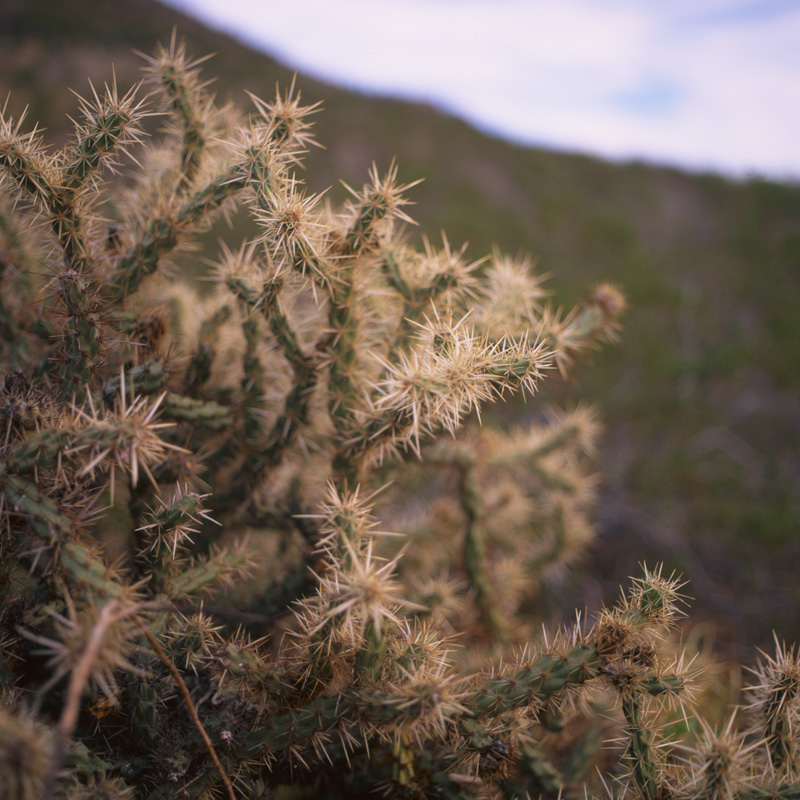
xmin=3 ymin=0 xmax=799 ymax=655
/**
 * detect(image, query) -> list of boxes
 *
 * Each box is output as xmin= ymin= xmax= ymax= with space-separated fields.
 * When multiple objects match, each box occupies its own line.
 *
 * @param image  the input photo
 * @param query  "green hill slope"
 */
xmin=4 ymin=0 xmax=799 ymax=653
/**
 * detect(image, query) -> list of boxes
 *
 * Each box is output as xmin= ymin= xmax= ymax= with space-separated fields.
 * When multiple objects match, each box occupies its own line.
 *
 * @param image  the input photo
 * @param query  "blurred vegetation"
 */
xmin=3 ymin=0 xmax=798 ymax=656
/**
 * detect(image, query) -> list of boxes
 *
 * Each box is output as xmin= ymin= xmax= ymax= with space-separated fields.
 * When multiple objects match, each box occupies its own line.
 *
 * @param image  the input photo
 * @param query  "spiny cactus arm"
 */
xmin=59 ymin=541 xmax=130 ymax=598
xmin=244 ymin=694 xmax=349 ymax=754
xmin=0 ymin=464 xmax=73 ymax=540
xmin=60 ymin=79 xmax=147 ymax=196
xmin=461 ymin=473 xmax=509 ymax=641
xmin=499 ymin=744 xmax=566 ymax=798
xmin=99 ymin=358 xmax=168 ymax=404
xmin=337 ymin=162 xmax=420 ymax=257
xmin=134 ymin=487 xmax=215 ymax=579
xmin=426 ymin=442 xmax=509 ymax=640
xmin=109 ymin=167 xmax=244 ymax=298
xmin=246 ymin=76 xmax=320 ymax=161
xmin=467 ymin=645 xmax=601 ymax=719
xmin=139 ymin=32 xmax=214 ymax=185
xmin=605 ymin=667 xmax=693 ymax=800
xmin=747 ymin=635 xmax=800 ymax=779
xmin=259 ymin=359 xmax=318 ymax=466
xmin=540 ymin=283 xmax=626 ymax=377
xmin=217 ymin=244 xmax=319 ymax=461
xmin=250 ymin=176 xmax=333 ymax=290
xmin=238 ymin=314 xmax=269 ymax=441
xmin=676 ymin=717 xmax=757 ymax=800
xmin=163 ymin=542 xmax=250 ymax=600
xmin=185 ymin=303 xmax=232 ymax=393
xmin=486 ymin=408 xmax=599 ymax=471
xmin=52 ymin=270 xmax=108 ymax=400
xmin=0 ymin=107 xmax=56 ymax=208
xmin=2 ymin=83 xmax=145 ymax=395
xmin=380 ymin=245 xmax=457 ymax=348
xmin=379 ymin=239 xmax=483 ymax=340
xmin=325 ymin=285 xmax=365 ymax=445
xmin=620 ymin=694 xmax=659 ymax=800
xmin=6 ymin=391 xmax=180 ymax=487
xmin=109 ymin=128 xmax=283 ymax=299
xmin=100 ymin=357 xmax=230 ymax=433
xmin=0 ymin=103 xmax=113 ymax=399
xmin=0 ymin=203 xmax=37 ymax=361
xmin=240 ymin=677 xmax=463 ymax=777
xmin=380 ymin=246 xmax=416 ymax=301
xmin=163 ymin=393 xmax=234 ymax=430
xmin=339 ymin=328 xmax=549 ymax=468
xmin=322 ymin=164 xmax=422 ymax=441
xmin=472 ymin=250 xmax=548 ymax=335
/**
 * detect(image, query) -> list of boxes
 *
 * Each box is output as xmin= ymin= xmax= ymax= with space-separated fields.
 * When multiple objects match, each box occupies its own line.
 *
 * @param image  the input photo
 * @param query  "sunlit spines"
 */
xmin=682 ymin=716 xmax=756 ymax=800
xmin=1 ymin=77 xmax=148 ymax=292
xmin=474 ymin=249 xmax=549 ymax=339
xmin=304 ymin=513 xmax=409 ymax=668
xmin=108 ymin=120 xmax=287 ymax=300
xmin=139 ymin=31 xmax=215 ymax=184
xmin=311 ymin=483 xmax=381 ymax=562
xmin=60 ymin=77 xmax=148 ymax=195
xmin=380 ymin=236 xmax=483 ymax=347
xmin=68 ymin=387 xmax=184 ymax=493
xmin=136 ymin=485 xmax=216 ymax=561
xmin=0 ymin=102 xmax=59 ymax=211
xmin=539 ymin=281 xmax=626 ymax=378
xmin=625 ymin=564 xmax=689 ymax=633
xmin=339 ymin=161 xmax=420 ymax=257
xmin=3 ymin=380 xmax=182 ymax=507
xmin=247 ymin=76 xmax=321 ymax=161
xmin=252 ymin=177 xmax=327 ymax=274
xmin=352 ymin=313 xmax=551 ymax=462
xmin=746 ymin=634 xmax=800 ymax=780
xmin=317 ymin=537 xmax=408 ymax=642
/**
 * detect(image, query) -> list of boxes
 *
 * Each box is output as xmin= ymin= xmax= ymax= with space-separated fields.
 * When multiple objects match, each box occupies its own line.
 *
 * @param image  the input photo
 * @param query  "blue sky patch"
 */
xmin=612 ymin=79 xmax=683 ymax=117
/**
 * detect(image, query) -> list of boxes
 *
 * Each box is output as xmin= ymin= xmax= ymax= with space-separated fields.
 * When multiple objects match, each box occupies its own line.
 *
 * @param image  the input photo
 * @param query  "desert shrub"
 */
xmin=1 ymin=37 xmax=798 ymax=800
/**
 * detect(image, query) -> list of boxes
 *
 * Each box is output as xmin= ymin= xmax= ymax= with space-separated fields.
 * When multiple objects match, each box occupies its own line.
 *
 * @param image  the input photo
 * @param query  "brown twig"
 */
xmin=137 ymin=619 xmax=237 ymax=800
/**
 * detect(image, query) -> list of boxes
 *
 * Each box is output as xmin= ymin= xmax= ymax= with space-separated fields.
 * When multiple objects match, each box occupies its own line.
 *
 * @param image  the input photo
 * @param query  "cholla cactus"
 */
xmin=1 ymin=37 xmax=797 ymax=800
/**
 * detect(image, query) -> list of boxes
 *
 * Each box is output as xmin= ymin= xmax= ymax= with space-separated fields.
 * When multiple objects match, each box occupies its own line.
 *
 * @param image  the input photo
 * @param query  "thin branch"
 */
xmin=137 ymin=619 xmax=237 ymax=800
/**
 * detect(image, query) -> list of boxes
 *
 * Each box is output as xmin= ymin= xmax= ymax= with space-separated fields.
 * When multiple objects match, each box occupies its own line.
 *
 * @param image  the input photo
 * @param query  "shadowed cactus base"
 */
xmin=0 ymin=36 xmax=798 ymax=800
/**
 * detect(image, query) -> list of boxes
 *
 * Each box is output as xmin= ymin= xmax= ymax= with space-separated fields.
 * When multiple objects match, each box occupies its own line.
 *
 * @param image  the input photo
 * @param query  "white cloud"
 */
xmin=162 ymin=0 xmax=800 ymax=179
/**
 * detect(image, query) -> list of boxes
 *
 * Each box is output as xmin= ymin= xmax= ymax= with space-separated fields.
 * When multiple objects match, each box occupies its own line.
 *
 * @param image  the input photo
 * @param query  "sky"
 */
xmin=161 ymin=0 xmax=800 ymax=181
